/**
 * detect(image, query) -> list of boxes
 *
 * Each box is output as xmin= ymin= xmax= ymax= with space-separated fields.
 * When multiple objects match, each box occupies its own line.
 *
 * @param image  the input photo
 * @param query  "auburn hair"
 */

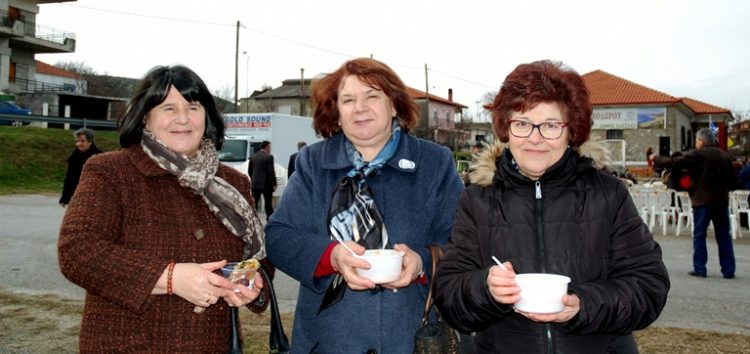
xmin=492 ymin=60 xmax=592 ymax=147
xmin=310 ymin=58 xmax=419 ymax=138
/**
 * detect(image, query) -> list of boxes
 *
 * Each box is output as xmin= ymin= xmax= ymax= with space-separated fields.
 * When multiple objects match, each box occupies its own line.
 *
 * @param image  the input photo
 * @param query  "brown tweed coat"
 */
xmin=59 ymin=145 xmax=270 ymax=353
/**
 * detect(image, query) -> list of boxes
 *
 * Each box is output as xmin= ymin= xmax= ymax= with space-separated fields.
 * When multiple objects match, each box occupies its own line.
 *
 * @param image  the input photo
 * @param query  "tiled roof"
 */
xmin=582 ymin=70 xmax=679 ymax=106
xmin=253 ymin=79 xmax=312 ymax=99
xmin=679 ymin=97 xmax=730 ymax=115
xmin=406 ymin=86 xmax=467 ymax=108
xmin=36 ymin=61 xmax=77 ymax=79
xmin=479 ymin=70 xmax=731 ymax=118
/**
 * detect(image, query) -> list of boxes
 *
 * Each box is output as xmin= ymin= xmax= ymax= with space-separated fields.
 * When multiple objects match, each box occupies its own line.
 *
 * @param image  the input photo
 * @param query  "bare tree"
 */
xmin=211 ymin=84 xmax=238 ymax=113
xmin=54 ymin=61 xmax=96 ymax=95
xmin=54 ymin=61 xmax=96 ymax=75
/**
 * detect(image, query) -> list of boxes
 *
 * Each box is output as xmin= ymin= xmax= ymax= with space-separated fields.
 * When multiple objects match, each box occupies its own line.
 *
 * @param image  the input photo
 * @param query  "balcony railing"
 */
xmin=0 ymin=10 xmax=76 ymax=45
xmin=12 ymin=78 xmax=76 ymax=93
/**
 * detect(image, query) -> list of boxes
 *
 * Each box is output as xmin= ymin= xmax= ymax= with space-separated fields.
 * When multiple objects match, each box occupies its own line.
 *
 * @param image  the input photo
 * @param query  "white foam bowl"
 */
xmin=514 ymin=273 xmax=571 ymax=314
xmin=355 ymin=249 xmax=404 ymax=284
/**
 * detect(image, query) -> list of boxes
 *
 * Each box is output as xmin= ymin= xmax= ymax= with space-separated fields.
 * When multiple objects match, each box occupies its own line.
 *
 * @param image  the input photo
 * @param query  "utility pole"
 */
xmin=299 ymin=68 xmax=305 ymax=116
xmin=234 ymin=20 xmax=240 ymax=113
xmin=425 ymin=63 xmax=436 ymax=143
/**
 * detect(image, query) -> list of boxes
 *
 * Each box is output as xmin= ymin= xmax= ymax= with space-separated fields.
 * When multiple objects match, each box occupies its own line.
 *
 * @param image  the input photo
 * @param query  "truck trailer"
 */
xmin=219 ymin=112 xmax=321 ymax=199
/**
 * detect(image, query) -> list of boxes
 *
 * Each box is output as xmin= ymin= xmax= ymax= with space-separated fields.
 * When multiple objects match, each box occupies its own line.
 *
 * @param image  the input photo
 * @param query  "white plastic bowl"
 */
xmin=514 ymin=273 xmax=571 ymax=314
xmin=355 ymin=249 xmax=404 ymax=284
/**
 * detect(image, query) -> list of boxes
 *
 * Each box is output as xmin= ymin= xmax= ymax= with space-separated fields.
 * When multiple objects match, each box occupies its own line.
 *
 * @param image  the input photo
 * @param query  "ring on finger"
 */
xmin=193 ymin=306 xmax=206 ymax=314
xmin=205 ymin=294 xmax=212 ymax=303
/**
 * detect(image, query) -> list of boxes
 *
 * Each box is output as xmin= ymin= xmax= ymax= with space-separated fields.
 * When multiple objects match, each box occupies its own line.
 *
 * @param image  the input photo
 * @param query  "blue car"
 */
xmin=0 ymin=101 xmax=32 ymax=125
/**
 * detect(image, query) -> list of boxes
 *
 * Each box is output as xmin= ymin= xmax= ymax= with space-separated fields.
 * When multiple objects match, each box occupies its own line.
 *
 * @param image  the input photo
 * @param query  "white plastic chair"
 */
xmin=648 ymin=190 xmax=673 ymax=235
xmin=675 ymin=192 xmax=693 ymax=237
xmin=628 ymin=190 xmax=650 ymax=224
xmin=730 ymin=190 xmax=750 ymax=239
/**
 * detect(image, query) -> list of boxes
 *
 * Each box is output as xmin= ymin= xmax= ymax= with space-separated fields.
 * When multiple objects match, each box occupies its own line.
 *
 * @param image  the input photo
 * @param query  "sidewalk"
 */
xmin=0 ymin=195 xmax=747 ymax=334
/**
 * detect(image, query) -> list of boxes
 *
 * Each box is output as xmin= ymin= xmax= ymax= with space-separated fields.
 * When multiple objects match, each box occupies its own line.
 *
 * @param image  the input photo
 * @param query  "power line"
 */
xmin=60 ymin=3 xmax=498 ymax=93
xmin=65 ymin=4 xmax=233 ymax=27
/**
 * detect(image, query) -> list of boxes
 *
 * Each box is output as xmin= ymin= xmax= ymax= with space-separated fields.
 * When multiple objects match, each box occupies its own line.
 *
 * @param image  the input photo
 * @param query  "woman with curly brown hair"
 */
xmin=434 ymin=60 xmax=670 ymax=353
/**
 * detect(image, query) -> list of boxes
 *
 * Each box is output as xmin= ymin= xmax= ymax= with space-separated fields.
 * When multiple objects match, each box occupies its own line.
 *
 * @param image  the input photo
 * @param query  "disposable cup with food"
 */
xmin=355 ymin=249 xmax=405 ymax=284
xmin=513 ymin=273 xmax=571 ymax=314
xmin=221 ymin=259 xmax=260 ymax=291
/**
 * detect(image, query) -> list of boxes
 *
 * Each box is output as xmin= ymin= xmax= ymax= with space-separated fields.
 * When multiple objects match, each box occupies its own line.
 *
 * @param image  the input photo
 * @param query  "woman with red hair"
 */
xmin=434 ymin=60 xmax=670 ymax=353
xmin=265 ymin=58 xmax=463 ymax=353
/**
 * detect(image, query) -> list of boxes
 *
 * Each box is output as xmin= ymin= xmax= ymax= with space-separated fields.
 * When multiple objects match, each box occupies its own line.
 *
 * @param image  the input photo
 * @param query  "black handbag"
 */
xmin=413 ymin=245 xmax=459 ymax=354
xmin=227 ymin=266 xmax=290 ymax=354
xmin=259 ymin=266 xmax=291 ymax=354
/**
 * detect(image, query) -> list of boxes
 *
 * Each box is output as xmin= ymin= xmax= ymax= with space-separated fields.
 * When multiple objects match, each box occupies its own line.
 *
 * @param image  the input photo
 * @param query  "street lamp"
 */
xmin=245 ymin=54 xmax=250 ymax=99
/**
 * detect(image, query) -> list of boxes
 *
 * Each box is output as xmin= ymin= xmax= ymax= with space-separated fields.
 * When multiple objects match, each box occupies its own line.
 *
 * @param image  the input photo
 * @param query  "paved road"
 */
xmin=1 ymin=194 xmax=748 ymax=334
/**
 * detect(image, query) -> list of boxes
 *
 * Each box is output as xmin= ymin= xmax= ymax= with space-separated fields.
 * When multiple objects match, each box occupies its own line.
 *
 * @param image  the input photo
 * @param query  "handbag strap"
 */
xmin=258 ymin=266 xmax=290 ymax=353
xmin=421 ymin=244 xmax=445 ymax=324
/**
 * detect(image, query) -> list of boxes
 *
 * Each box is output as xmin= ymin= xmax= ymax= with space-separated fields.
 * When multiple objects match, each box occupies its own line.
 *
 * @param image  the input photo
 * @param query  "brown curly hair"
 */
xmin=492 ymin=60 xmax=592 ymax=147
xmin=310 ymin=58 xmax=419 ymax=138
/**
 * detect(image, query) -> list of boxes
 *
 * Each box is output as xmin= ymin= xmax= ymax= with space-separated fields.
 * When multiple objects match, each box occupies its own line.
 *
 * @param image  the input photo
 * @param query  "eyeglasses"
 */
xmin=508 ymin=120 xmax=568 ymax=140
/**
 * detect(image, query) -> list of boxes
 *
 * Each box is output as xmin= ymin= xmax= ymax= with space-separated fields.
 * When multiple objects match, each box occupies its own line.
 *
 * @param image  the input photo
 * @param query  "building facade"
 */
xmin=0 ymin=0 xmax=76 ymax=99
xmin=583 ymin=70 xmax=733 ymax=175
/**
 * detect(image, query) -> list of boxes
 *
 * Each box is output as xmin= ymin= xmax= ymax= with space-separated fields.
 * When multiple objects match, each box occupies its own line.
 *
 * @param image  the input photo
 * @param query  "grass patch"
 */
xmin=1 ymin=289 xmax=749 ymax=353
xmin=0 ymin=126 xmax=119 ymax=195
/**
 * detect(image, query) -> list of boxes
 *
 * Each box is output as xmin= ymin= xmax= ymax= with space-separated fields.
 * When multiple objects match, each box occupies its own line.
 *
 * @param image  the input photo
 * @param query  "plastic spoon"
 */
xmin=492 ymin=256 xmax=508 ymax=271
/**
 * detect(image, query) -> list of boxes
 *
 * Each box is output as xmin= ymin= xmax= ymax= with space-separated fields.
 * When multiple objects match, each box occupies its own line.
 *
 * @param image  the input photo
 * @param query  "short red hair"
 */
xmin=311 ymin=58 xmax=419 ymax=138
xmin=492 ymin=60 xmax=592 ymax=147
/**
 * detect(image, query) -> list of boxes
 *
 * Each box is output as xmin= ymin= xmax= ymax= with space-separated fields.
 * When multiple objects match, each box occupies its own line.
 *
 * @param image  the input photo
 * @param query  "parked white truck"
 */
xmin=219 ymin=113 xmax=321 ymax=198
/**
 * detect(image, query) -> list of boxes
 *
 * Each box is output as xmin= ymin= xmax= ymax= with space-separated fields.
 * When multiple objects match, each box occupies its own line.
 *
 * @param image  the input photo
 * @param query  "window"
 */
xmin=606 ymin=130 xmax=624 ymax=140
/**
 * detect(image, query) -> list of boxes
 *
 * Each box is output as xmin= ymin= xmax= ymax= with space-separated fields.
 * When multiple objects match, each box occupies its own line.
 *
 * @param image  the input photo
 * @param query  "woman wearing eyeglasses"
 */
xmin=433 ymin=60 xmax=670 ymax=353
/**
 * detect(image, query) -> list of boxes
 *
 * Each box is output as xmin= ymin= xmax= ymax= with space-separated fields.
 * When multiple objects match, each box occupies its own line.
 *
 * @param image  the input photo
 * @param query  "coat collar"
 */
xmin=470 ymin=138 xmax=611 ymax=187
xmin=126 ymin=145 xmax=173 ymax=177
xmin=320 ymin=133 xmax=421 ymax=174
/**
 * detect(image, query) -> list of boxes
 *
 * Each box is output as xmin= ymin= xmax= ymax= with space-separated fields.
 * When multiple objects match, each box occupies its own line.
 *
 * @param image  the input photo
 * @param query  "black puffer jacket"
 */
xmin=434 ymin=142 xmax=670 ymax=354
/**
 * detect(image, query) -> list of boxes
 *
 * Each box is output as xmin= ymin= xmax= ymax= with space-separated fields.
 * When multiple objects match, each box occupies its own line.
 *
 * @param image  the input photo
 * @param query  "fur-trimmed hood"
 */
xmin=469 ymin=139 xmax=612 ymax=187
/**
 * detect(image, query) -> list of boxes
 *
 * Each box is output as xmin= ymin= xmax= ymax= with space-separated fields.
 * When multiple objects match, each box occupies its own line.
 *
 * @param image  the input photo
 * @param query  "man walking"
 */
xmin=248 ymin=140 xmax=277 ymax=220
xmin=651 ymin=128 xmax=737 ymax=279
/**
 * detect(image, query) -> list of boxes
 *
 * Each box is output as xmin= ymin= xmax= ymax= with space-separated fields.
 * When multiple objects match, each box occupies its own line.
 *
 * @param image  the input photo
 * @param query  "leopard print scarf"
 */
xmin=141 ymin=129 xmax=265 ymax=259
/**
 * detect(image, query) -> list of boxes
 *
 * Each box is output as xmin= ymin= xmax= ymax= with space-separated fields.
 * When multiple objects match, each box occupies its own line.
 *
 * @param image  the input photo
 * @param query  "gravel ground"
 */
xmin=1 ymin=194 xmax=749 ymax=336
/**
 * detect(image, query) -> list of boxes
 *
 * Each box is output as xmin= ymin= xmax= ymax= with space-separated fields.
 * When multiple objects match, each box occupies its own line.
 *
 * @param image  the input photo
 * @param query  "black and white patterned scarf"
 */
xmin=319 ymin=118 xmax=401 ymax=312
xmin=141 ymin=129 xmax=265 ymax=260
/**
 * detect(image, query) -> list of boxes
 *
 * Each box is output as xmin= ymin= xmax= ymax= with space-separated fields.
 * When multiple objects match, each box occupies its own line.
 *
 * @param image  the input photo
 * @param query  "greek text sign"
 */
xmin=592 ymin=108 xmax=638 ymax=129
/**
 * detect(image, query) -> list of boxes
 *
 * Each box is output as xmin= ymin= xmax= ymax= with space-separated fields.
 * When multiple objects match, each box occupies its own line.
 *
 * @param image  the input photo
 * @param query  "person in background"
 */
xmin=651 ymin=128 xmax=737 ymax=279
xmin=434 ymin=60 xmax=670 ymax=353
xmin=59 ymin=128 xmax=102 ymax=207
xmin=58 ymin=65 xmax=270 ymax=352
xmin=264 ymin=58 xmax=463 ymax=353
xmin=646 ymin=146 xmax=654 ymax=176
xmin=737 ymin=159 xmax=750 ymax=190
xmin=287 ymin=140 xmax=307 ymax=178
xmin=248 ymin=140 xmax=277 ymax=220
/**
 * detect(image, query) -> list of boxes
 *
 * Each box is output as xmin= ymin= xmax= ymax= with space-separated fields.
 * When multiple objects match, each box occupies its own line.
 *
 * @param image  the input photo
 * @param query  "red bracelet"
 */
xmin=166 ymin=261 xmax=176 ymax=295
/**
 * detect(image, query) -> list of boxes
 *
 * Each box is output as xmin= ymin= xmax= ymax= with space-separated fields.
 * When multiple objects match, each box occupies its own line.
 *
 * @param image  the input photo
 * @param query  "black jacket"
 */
xmin=247 ymin=149 xmax=277 ymax=191
xmin=60 ymin=145 xmax=102 ymax=205
xmin=434 ymin=142 xmax=670 ymax=354
xmin=653 ymin=145 xmax=737 ymax=207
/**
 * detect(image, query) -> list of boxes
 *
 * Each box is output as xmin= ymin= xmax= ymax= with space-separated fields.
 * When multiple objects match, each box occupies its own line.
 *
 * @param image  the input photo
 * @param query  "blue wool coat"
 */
xmin=265 ymin=133 xmax=463 ymax=354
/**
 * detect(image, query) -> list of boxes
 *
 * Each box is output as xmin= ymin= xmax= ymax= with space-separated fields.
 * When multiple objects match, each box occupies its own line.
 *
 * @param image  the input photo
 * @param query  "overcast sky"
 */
xmin=37 ymin=0 xmax=750 ymax=118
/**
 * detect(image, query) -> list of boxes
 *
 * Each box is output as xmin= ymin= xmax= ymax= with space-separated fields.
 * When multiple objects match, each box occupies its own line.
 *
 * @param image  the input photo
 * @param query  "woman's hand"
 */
xmin=487 ymin=261 xmax=520 ymax=305
xmin=170 ymin=260 xmax=235 ymax=308
xmin=219 ymin=269 xmax=263 ymax=307
xmin=330 ymin=241 xmax=375 ymax=290
xmin=159 ymin=260 xmax=261 ymax=310
xmin=515 ymin=293 xmax=580 ymax=323
xmin=381 ymin=243 xmax=422 ymax=290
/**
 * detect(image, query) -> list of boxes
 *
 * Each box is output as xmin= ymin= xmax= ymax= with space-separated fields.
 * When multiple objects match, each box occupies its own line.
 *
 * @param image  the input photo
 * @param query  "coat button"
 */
xmin=194 ymin=229 xmax=205 ymax=240
xmin=366 ymin=349 xmax=377 ymax=354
